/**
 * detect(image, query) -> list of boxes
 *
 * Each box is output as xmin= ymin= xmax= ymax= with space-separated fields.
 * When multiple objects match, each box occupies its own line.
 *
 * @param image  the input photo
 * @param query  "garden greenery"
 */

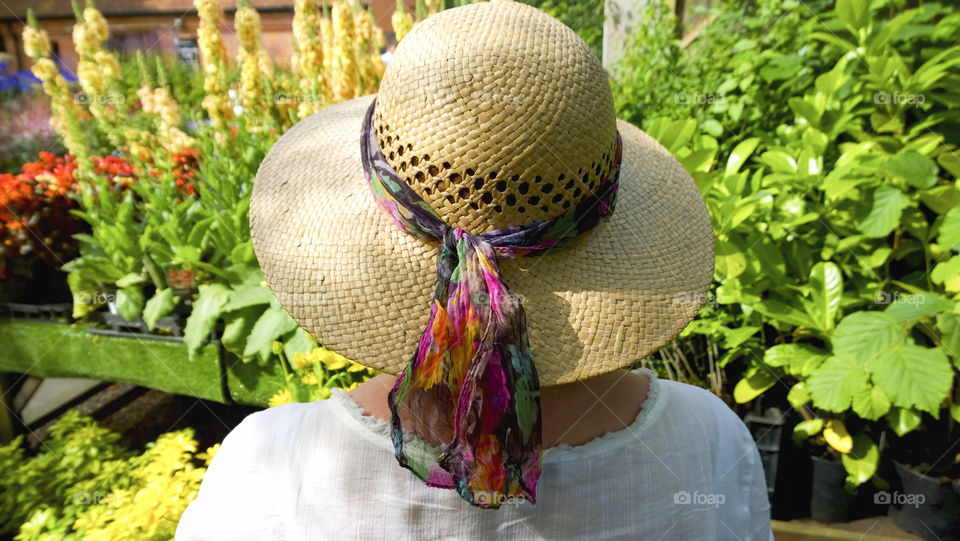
xmin=614 ymin=0 xmax=960 ymax=485
xmin=0 ymin=410 xmax=218 ymax=540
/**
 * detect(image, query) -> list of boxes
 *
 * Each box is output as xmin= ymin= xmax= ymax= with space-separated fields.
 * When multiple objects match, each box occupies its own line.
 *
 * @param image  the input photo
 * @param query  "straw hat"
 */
xmin=250 ymin=1 xmax=714 ymax=386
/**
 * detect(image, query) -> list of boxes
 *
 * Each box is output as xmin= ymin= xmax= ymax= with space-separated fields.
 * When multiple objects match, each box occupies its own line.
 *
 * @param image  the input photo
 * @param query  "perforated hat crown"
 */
xmin=373 ymin=1 xmax=617 ymax=234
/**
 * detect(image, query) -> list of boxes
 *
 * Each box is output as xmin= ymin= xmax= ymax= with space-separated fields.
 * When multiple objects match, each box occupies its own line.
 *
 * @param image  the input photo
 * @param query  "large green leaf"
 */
xmin=221 ymin=306 xmax=266 ymax=359
xmin=831 ymin=311 xmax=901 ymax=362
xmin=886 ymin=150 xmax=938 ymax=189
xmin=764 ymin=343 xmax=828 ymax=377
xmin=885 ymin=407 xmax=922 ymax=437
xmin=142 ymin=288 xmax=179 ymax=331
xmin=851 ymin=386 xmax=891 ymax=420
xmin=733 ymin=368 xmax=778 ymax=404
xmin=940 ymin=312 xmax=960 ymax=362
xmin=243 ymin=305 xmax=300 ymax=362
xmin=806 ymin=262 xmax=843 ymax=332
xmin=807 ymin=355 xmax=869 ymax=412
xmin=859 ymin=185 xmax=910 ymax=238
xmin=884 ymin=291 xmax=953 ymax=322
xmin=283 ymin=327 xmax=316 ymax=362
xmin=842 ymin=435 xmax=879 ymax=487
xmin=792 ymin=418 xmax=824 ymax=445
xmin=937 ymin=207 xmax=960 ymax=252
xmin=116 ymin=286 xmax=145 ymax=323
xmin=184 ymin=284 xmax=230 ymax=360
xmin=869 ymin=344 xmax=952 ymax=414
xmin=836 ymin=0 xmax=870 ymax=31
xmin=725 ymin=138 xmax=761 ymax=176
xmin=787 ymin=382 xmax=812 ymax=410
xmin=931 ymin=255 xmax=960 ymax=293
xmin=221 ymin=284 xmax=275 ymax=313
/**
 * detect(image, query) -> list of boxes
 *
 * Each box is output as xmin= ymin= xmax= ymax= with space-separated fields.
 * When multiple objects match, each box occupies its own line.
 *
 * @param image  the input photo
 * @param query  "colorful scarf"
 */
xmin=360 ymin=98 xmax=622 ymax=509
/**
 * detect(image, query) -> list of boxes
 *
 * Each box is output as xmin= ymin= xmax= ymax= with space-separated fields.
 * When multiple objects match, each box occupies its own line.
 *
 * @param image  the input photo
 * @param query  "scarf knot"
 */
xmin=360 ymin=98 xmax=621 ymax=509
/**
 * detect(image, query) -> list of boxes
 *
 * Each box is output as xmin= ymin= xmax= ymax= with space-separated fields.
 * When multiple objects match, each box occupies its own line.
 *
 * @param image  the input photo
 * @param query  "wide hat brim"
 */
xmin=250 ymin=95 xmax=715 ymax=386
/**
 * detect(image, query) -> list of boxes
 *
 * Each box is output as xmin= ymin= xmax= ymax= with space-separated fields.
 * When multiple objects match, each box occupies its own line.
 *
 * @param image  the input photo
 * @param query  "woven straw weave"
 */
xmin=374 ymin=1 xmax=617 ymax=233
xmin=250 ymin=2 xmax=714 ymax=385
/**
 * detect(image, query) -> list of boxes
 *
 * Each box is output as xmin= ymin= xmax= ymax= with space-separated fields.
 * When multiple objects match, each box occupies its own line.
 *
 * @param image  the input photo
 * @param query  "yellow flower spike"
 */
xmin=271 ymin=341 xmax=284 ymax=355
xmin=292 ymin=351 xmax=314 ymax=369
xmin=268 ymin=388 xmax=293 ymax=407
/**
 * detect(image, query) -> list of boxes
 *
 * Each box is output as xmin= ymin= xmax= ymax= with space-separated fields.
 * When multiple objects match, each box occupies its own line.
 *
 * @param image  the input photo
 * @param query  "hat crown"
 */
xmin=374 ymin=1 xmax=617 ymax=234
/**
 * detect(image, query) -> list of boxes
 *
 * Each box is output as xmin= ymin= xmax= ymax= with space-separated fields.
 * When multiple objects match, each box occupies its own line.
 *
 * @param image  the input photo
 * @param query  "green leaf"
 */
xmin=824 ymin=419 xmax=853 ymax=453
xmin=921 ymin=186 xmax=960 ymax=215
xmin=931 ymin=255 xmax=960 ymax=293
xmin=221 ymin=306 xmax=265 ymax=359
xmin=792 ymin=419 xmax=824 ymax=445
xmin=733 ymin=368 xmax=778 ymax=404
xmin=115 ymin=272 xmax=146 ymax=288
xmin=142 ymin=288 xmax=179 ymax=331
xmin=183 ymin=284 xmax=230 ymax=360
xmin=221 ymin=285 xmax=275 ymax=312
xmin=807 ymin=355 xmax=869 ymax=412
xmin=283 ymin=327 xmax=316 ymax=362
xmin=883 ymin=291 xmax=953 ymax=321
xmin=886 ymin=150 xmax=938 ymax=189
xmin=937 ymin=207 xmax=960 ymax=252
xmin=116 ymin=286 xmax=144 ymax=323
xmin=869 ymin=344 xmax=952 ymax=414
xmin=753 ymin=300 xmax=817 ymax=329
xmin=859 ymin=185 xmax=910 ymax=238
xmin=764 ymin=343 xmax=828 ymax=377
xmin=831 ymin=311 xmax=901 ymax=362
xmin=243 ymin=305 xmax=299 ymax=362
xmin=725 ymin=138 xmax=761 ymax=176
xmin=842 ymin=435 xmax=879 ymax=487
xmin=836 ymin=0 xmax=870 ymax=31
xmin=940 ymin=312 xmax=960 ymax=361
xmin=721 ymin=326 xmax=760 ymax=348
xmin=787 ymin=382 xmax=812 ymax=410
xmin=851 ymin=386 xmax=891 ymax=420
xmin=807 ymin=262 xmax=843 ymax=332
xmin=885 ymin=407 xmax=922 ymax=437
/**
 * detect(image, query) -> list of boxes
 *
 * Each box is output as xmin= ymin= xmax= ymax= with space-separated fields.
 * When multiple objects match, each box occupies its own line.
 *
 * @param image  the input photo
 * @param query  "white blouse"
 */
xmin=177 ymin=369 xmax=773 ymax=540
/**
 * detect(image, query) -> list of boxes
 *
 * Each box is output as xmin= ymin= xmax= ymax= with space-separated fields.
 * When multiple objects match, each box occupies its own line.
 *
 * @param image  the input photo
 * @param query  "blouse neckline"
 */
xmin=327 ymin=367 xmax=667 ymax=463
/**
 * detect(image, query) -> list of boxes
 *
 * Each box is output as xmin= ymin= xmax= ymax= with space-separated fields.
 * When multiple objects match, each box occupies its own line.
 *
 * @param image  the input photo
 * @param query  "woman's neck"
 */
xmin=347 ymin=369 xmax=650 ymax=448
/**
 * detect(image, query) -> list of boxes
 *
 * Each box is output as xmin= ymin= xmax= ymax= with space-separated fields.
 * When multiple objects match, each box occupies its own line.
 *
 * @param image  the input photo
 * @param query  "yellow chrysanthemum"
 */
xmin=268 ymin=388 xmax=294 ymax=407
xmin=301 ymin=372 xmax=320 ymax=385
xmin=292 ymin=351 xmax=314 ymax=369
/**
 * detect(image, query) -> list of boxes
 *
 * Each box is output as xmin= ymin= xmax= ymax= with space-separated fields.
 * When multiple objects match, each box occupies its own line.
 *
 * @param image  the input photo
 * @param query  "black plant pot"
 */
xmin=888 ymin=461 xmax=960 ymax=540
xmin=810 ymin=456 xmax=855 ymax=522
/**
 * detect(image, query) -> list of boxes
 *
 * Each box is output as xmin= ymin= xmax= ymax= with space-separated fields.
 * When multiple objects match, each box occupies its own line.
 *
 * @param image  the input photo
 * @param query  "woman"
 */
xmin=177 ymin=2 xmax=772 ymax=539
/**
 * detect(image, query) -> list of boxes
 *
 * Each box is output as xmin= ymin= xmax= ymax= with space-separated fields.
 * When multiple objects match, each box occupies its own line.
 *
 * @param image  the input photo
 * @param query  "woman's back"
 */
xmin=177 ymin=369 xmax=772 ymax=540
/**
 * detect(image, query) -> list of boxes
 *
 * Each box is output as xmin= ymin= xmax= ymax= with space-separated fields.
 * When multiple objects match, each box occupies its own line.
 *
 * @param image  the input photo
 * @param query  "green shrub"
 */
xmin=0 ymin=410 xmax=216 ymax=540
xmin=617 ymin=0 xmax=960 ymax=485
